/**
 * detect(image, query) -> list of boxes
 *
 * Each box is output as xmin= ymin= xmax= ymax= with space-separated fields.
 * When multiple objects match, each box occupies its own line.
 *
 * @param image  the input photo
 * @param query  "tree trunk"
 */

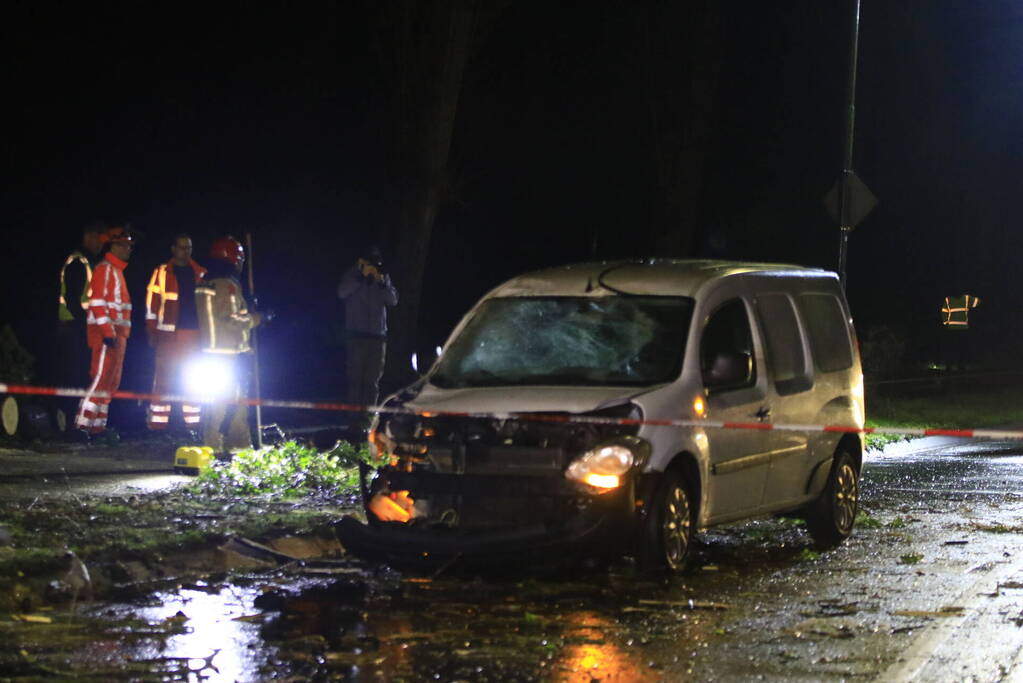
xmin=377 ymin=1 xmax=489 ymax=394
xmin=640 ymin=1 xmax=725 ymax=257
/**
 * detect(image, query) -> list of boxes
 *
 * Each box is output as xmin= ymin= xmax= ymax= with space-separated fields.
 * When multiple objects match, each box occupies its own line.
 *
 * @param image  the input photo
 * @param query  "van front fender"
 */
xmin=805 ymin=456 xmax=833 ymax=496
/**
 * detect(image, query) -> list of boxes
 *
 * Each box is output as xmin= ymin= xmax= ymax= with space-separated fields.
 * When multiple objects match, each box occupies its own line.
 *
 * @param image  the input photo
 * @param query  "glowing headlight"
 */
xmin=184 ymin=357 xmax=235 ymax=399
xmin=565 ymin=444 xmax=636 ymax=490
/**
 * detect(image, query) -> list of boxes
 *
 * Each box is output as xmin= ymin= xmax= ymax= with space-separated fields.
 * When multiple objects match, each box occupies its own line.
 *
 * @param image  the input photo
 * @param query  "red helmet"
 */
xmin=210 ymin=236 xmax=244 ymax=266
xmin=102 ymin=226 xmax=133 ymax=244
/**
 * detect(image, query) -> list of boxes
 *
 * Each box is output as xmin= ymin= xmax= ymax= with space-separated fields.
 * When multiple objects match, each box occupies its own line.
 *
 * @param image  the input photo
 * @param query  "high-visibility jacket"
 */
xmin=196 ymin=276 xmax=260 ymax=354
xmin=145 ymin=259 xmax=207 ymax=333
xmin=86 ymin=253 xmax=132 ymax=347
xmin=58 ymin=250 xmax=93 ymax=322
xmin=942 ymin=294 xmax=980 ymax=329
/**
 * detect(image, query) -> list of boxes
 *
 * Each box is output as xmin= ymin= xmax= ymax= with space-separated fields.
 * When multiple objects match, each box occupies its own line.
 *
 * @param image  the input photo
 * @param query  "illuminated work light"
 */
xmin=184 ymin=357 xmax=235 ymax=399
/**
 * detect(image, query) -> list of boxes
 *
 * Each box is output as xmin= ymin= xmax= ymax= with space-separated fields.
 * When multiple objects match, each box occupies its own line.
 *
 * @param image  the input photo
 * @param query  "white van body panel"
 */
xmin=417 ymin=259 xmax=864 ymax=532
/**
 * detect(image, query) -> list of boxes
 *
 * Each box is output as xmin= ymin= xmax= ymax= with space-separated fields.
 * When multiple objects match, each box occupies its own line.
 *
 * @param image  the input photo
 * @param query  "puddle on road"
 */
xmin=4 ymin=556 xmax=764 ymax=681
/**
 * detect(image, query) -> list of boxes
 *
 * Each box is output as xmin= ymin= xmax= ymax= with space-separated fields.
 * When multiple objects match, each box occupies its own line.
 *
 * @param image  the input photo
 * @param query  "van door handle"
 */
xmin=754 ymin=406 xmax=771 ymax=421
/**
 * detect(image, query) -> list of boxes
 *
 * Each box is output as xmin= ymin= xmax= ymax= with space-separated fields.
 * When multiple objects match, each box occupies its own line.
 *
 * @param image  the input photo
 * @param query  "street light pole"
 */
xmin=837 ymin=0 xmax=862 ymax=287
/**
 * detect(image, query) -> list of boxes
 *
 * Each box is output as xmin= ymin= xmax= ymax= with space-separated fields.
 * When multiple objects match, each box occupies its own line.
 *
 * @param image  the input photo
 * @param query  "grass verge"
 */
xmin=865 ymin=384 xmax=1023 ymax=451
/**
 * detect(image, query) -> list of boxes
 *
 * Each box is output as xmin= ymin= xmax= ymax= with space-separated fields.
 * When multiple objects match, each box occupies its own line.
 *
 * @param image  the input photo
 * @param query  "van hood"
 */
xmin=403 ymin=383 xmax=646 ymax=416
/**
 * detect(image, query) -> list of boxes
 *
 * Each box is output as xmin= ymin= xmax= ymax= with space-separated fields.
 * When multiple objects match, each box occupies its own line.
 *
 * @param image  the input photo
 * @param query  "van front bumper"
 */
xmin=336 ymin=473 xmax=638 ymax=571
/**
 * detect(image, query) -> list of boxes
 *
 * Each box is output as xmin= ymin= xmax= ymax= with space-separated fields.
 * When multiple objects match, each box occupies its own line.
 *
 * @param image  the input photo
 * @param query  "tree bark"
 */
xmin=639 ymin=1 xmax=725 ymax=257
xmin=375 ymin=0 xmax=504 ymax=393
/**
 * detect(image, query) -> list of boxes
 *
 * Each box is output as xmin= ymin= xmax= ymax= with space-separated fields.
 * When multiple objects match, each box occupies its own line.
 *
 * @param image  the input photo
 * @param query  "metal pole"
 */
xmin=245 ymin=232 xmax=263 ymax=448
xmin=837 ymin=0 xmax=861 ymax=287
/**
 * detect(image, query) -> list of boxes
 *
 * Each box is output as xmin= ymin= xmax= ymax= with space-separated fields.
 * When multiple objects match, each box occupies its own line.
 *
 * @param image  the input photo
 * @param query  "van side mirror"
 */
xmin=704 ymin=351 xmax=752 ymax=391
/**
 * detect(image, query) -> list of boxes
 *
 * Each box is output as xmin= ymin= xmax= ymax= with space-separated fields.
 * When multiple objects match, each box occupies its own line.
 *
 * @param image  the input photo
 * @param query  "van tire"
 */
xmin=805 ymin=449 xmax=859 ymax=549
xmin=639 ymin=470 xmax=695 ymax=573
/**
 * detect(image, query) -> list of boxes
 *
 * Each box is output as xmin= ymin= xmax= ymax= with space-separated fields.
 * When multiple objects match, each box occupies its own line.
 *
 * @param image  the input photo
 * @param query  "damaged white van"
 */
xmin=336 ymin=260 xmax=865 ymax=573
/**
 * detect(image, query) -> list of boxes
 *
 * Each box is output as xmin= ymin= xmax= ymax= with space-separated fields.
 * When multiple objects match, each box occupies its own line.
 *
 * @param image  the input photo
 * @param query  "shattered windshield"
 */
xmin=430 ymin=296 xmax=694 ymax=388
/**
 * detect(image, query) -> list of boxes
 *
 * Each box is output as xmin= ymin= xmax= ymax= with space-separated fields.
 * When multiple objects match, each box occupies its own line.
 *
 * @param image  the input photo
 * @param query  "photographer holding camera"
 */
xmin=337 ymin=246 xmax=398 ymax=411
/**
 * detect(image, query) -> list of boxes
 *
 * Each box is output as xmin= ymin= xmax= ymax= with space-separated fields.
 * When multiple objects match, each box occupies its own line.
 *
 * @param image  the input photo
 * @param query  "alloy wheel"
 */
xmin=833 ymin=462 xmax=858 ymax=533
xmin=662 ymin=485 xmax=692 ymax=569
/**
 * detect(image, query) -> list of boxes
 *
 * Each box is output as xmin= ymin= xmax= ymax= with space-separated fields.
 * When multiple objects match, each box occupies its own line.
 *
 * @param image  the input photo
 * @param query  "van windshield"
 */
xmin=430 ymin=296 xmax=694 ymax=388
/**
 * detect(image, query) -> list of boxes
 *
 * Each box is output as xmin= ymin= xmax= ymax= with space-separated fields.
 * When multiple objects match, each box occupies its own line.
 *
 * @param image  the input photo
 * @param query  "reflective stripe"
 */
xmin=201 ymin=287 xmax=217 ymax=349
xmin=149 ymin=415 xmax=169 ymax=423
xmin=58 ymin=252 xmax=93 ymax=319
xmin=942 ymin=295 xmax=979 ymax=327
xmin=92 ymin=300 xmax=131 ymax=311
xmin=76 ymin=345 xmax=108 ymax=428
xmin=183 ymin=416 xmax=201 ymax=424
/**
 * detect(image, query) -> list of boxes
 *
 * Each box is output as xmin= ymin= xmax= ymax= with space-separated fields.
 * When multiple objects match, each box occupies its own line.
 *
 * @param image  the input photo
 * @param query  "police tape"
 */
xmin=2 ymin=381 xmax=1022 ymax=441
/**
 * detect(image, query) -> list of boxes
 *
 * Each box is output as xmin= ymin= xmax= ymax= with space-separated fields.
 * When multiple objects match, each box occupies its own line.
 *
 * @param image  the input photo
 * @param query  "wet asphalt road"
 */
xmin=9 ymin=437 xmax=1023 ymax=681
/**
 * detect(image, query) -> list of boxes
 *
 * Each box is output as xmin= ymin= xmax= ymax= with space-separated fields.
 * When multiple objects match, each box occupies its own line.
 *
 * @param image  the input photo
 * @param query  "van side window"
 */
xmin=701 ymin=299 xmax=755 ymax=391
xmin=755 ymin=294 xmax=812 ymax=395
xmin=797 ymin=293 xmax=854 ymax=372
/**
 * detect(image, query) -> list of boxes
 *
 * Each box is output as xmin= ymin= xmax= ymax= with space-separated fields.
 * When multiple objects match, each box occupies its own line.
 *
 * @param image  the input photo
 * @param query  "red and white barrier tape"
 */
xmin=2 ymin=382 xmax=1022 ymax=441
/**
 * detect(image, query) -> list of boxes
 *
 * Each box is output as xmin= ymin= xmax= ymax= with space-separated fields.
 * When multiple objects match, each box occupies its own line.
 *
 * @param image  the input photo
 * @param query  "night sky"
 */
xmin=4 ymin=1 xmax=1022 ymax=405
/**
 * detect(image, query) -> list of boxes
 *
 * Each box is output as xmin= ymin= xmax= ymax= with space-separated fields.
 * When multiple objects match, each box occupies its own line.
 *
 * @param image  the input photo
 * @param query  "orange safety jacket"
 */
xmin=145 ymin=259 xmax=207 ymax=333
xmin=941 ymin=294 xmax=980 ymax=329
xmin=86 ymin=253 xmax=132 ymax=347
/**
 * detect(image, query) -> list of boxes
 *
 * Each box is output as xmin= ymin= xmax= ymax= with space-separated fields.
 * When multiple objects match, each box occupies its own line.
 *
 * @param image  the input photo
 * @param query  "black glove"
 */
xmin=102 ymin=337 xmax=117 ymax=348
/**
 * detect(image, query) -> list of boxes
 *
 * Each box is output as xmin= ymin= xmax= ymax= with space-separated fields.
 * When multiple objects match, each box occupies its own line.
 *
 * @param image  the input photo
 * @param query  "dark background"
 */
xmin=4 ymin=1 xmax=1022 ymax=413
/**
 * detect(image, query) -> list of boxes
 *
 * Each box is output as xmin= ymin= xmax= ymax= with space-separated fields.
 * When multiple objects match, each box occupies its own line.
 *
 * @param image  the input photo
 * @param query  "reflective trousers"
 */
xmin=147 ymin=328 xmax=201 ymax=430
xmin=75 ymin=335 xmax=126 ymax=434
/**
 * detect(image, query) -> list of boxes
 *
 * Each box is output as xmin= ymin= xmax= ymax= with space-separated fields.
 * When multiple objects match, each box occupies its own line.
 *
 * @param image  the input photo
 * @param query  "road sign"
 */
xmin=824 ymin=171 xmax=877 ymax=229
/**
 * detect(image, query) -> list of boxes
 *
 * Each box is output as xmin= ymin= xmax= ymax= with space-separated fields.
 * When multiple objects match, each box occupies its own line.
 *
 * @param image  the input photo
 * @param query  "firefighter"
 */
xmin=195 ymin=236 xmax=263 ymax=453
xmin=55 ymin=223 xmax=106 ymax=420
xmin=941 ymin=294 xmax=981 ymax=371
xmin=144 ymin=233 xmax=207 ymax=432
xmin=74 ymin=226 xmax=133 ymax=437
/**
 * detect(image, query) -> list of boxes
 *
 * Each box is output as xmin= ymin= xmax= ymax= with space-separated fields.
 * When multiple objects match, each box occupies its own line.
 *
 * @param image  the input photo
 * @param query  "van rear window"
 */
xmin=797 ymin=294 xmax=854 ymax=372
xmin=755 ymin=294 xmax=812 ymax=395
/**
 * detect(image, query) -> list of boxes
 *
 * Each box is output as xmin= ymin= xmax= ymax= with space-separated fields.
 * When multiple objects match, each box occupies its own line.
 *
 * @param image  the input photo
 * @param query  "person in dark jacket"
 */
xmin=54 ymin=222 xmax=106 ymax=424
xmin=336 ymin=247 xmax=398 ymax=407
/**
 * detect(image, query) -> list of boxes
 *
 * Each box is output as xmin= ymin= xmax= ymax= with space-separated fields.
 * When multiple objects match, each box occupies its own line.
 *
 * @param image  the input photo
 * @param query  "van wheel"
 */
xmin=639 ymin=471 xmax=694 ymax=573
xmin=805 ymin=450 xmax=859 ymax=549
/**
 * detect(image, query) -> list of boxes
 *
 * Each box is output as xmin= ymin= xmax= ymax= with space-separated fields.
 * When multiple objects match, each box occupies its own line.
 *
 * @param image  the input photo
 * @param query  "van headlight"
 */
xmin=565 ymin=437 xmax=649 ymax=491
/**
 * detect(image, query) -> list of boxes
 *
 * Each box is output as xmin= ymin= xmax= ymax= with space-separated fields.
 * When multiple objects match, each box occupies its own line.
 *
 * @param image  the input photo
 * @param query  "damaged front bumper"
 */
xmin=336 ymin=467 xmax=638 ymax=571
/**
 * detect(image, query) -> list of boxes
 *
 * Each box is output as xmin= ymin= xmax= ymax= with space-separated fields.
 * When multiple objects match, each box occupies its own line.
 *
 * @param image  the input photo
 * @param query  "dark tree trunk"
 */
xmin=639 ymin=1 xmax=725 ymax=257
xmin=374 ymin=0 xmax=506 ymax=393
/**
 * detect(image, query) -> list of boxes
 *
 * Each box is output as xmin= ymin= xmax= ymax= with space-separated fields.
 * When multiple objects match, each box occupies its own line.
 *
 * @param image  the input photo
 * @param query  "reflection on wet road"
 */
xmin=865 ymin=439 xmax=1023 ymax=499
xmin=9 ymin=438 xmax=1023 ymax=680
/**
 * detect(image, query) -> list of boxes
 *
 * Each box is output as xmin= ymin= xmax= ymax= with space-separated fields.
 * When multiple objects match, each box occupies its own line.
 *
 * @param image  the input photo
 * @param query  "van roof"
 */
xmin=487 ymin=259 xmax=837 ymax=298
